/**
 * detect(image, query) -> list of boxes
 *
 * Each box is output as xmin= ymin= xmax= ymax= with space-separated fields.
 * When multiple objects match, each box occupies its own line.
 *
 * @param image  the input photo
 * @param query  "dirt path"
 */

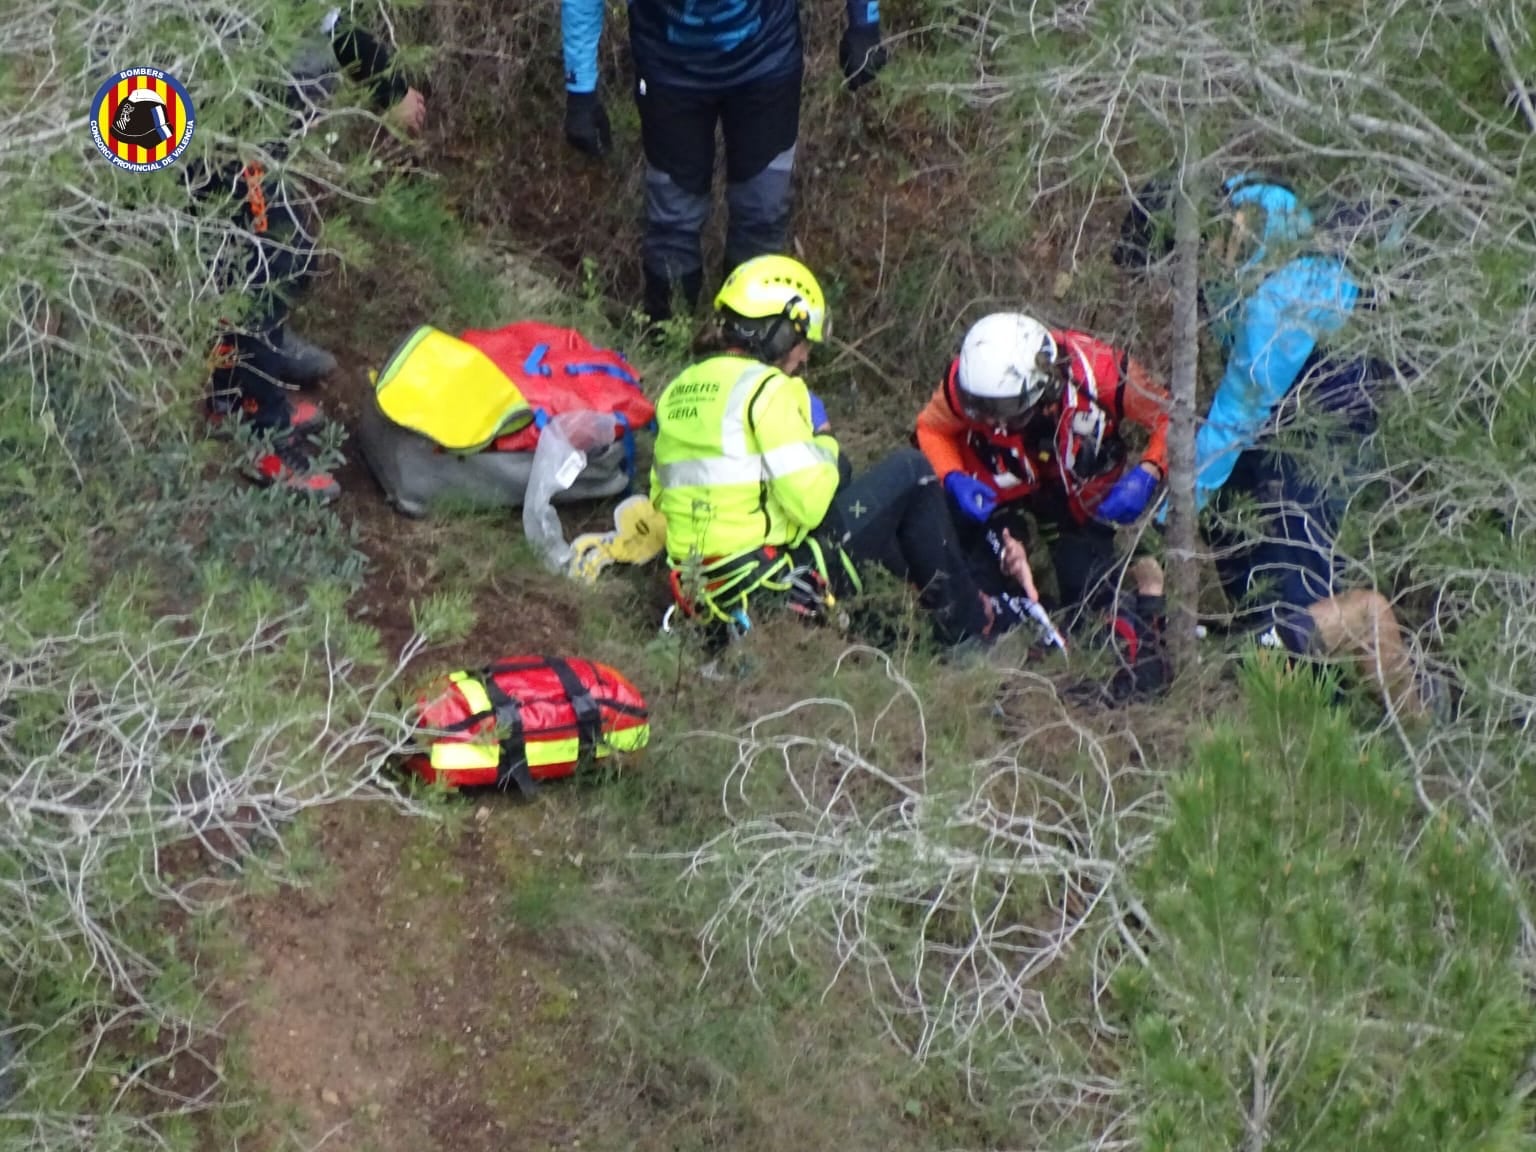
xmin=220 ymin=248 xmax=642 ymax=1142
xmin=229 ymin=798 xmax=621 ymax=1152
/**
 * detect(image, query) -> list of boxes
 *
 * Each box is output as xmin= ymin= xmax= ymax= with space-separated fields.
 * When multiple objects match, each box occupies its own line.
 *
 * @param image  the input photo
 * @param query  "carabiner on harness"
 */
xmin=786 ymin=565 xmax=831 ymax=620
xmin=661 ymin=601 xmax=752 ymax=642
xmin=727 ymin=609 xmax=753 ymax=640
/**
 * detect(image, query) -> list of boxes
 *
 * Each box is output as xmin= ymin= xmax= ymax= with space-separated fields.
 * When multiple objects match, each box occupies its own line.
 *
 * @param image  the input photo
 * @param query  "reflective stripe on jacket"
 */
xmin=650 ymin=354 xmax=840 ymax=565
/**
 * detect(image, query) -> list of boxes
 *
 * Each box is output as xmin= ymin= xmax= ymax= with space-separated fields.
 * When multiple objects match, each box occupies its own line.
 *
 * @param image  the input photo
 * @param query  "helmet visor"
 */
xmin=958 ymin=388 xmax=1041 ymax=428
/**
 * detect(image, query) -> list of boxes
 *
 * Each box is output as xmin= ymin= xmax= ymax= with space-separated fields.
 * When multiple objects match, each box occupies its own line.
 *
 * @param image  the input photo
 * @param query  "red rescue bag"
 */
xmin=406 ymin=657 xmax=650 ymax=793
xmin=458 ymin=322 xmax=656 ymax=454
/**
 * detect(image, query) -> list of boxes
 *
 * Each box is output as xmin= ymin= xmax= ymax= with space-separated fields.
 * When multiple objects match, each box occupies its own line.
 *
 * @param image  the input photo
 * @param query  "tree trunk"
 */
xmin=1164 ymin=158 xmax=1203 ymax=675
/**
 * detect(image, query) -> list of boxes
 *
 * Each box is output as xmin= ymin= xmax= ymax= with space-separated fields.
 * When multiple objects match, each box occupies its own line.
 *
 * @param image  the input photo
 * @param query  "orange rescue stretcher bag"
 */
xmin=407 ymin=657 xmax=650 ymax=794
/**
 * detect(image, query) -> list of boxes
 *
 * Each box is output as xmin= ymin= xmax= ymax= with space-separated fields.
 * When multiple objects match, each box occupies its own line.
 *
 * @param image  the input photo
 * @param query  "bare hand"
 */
xmin=388 ymin=87 xmax=427 ymax=136
xmin=999 ymin=528 xmax=1040 ymax=602
xmin=1128 ymin=555 xmax=1164 ymax=597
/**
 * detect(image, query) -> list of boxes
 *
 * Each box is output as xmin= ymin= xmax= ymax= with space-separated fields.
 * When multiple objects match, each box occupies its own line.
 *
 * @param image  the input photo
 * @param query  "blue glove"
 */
xmin=944 ymin=472 xmax=997 ymax=523
xmin=1096 ymin=465 xmax=1161 ymax=524
xmin=808 ymin=392 xmax=829 ymax=432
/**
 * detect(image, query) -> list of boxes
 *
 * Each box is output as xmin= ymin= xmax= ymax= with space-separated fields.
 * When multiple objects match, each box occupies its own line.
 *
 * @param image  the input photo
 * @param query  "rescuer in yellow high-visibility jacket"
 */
xmin=650 ymin=254 xmax=1007 ymax=649
xmin=651 ymin=262 xmax=842 ymax=565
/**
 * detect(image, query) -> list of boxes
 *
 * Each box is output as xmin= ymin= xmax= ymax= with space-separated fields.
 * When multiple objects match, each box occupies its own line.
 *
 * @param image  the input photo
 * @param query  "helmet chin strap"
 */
xmin=1038 ymin=351 xmax=1069 ymax=408
xmin=756 ymin=294 xmax=807 ymax=364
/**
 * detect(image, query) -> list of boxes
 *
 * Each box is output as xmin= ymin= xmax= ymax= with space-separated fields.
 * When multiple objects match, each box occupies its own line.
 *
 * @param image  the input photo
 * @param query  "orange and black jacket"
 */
xmin=914 ymin=328 xmax=1170 ymax=524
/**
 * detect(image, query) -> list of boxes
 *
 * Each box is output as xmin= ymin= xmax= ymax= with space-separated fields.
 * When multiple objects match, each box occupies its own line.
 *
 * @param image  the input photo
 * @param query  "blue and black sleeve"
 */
xmin=562 ymin=0 xmax=608 ymax=93
xmin=846 ymin=0 xmax=879 ymax=26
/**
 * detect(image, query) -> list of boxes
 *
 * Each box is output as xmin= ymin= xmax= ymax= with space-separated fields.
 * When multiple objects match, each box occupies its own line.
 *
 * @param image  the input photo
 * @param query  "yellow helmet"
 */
xmin=714 ymin=255 xmax=829 ymax=351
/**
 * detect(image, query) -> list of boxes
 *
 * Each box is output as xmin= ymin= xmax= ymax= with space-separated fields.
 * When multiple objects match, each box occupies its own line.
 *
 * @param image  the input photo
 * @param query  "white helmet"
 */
xmin=956 ymin=312 xmax=1058 ymax=427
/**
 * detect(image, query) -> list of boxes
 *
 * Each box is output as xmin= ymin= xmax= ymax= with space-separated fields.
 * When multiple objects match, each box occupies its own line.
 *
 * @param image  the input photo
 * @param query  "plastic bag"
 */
xmin=523 ymin=411 xmax=620 ymax=572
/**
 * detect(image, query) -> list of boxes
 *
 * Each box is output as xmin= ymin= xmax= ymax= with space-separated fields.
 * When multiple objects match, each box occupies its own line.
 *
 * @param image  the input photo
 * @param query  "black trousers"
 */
xmin=207 ymin=173 xmax=319 ymax=430
xmin=816 ymin=449 xmax=993 ymax=648
xmin=635 ymin=70 xmax=801 ymax=297
xmin=1206 ymin=443 xmax=1347 ymax=655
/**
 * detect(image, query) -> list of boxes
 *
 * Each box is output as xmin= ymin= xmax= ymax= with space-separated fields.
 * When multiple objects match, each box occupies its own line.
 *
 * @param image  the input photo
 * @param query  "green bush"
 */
xmin=1119 ymin=658 xmax=1534 ymax=1150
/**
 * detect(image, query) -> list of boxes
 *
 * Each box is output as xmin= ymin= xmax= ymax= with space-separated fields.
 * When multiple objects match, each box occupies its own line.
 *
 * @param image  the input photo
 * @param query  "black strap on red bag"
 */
xmin=544 ymin=657 xmax=603 ymax=759
xmin=478 ymin=656 xmax=603 ymax=796
xmin=479 ymin=673 xmax=536 ymax=796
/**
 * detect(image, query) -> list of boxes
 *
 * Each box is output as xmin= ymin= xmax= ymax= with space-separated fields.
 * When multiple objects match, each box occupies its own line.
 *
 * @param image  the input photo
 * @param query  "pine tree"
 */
xmin=1118 ymin=660 xmax=1534 ymax=1151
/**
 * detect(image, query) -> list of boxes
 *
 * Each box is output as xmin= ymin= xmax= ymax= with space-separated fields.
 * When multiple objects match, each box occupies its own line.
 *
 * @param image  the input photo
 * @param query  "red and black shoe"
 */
xmin=244 ymin=437 xmax=341 ymax=503
xmin=206 ymin=393 xmax=327 ymax=436
xmin=279 ymin=397 xmax=325 ymax=433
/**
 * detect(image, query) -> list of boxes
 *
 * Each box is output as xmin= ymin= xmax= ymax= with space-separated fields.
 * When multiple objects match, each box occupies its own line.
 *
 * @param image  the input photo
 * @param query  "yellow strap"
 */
xmin=524 ymin=723 xmax=651 ymax=768
xmin=449 ymin=670 xmax=492 ymax=717
xmin=430 ymin=741 xmax=501 ymax=771
xmin=428 ymin=672 xmax=497 ymax=770
xmin=602 ymin=724 xmax=650 ymax=753
xmin=433 ymin=725 xmax=650 ymax=773
xmin=674 ymin=547 xmax=795 ymax=624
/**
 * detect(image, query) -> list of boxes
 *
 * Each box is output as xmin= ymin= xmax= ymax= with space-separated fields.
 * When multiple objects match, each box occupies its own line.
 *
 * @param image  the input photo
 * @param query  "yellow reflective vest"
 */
xmin=650 ymin=354 xmax=841 ymax=565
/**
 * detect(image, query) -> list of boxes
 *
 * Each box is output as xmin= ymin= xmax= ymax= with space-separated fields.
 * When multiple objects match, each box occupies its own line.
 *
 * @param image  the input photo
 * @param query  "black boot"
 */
xmin=1062 ymin=593 xmax=1170 ymax=708
xmin=642 ymin=268 xmax=704 ymax=328
xmin=271 ymin=327 xmax=338 ymax=386
xmin=1110 ymin=593 xmax=1170 ymax=702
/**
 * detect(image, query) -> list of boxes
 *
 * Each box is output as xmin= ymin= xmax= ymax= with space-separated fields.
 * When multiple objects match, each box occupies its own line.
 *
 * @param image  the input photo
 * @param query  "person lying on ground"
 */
xmin=913 ymin=311 xmax=1173 ymax=695
xmin=1119 ymin=172 xmax=1432 ymax=717
xmin=560 ymin=0 xmax=886 ymax=326
xmin=198 ymin=8 xmax=427 ymax=497
xmin=649 ymin=254 xmax=1013 ymax=651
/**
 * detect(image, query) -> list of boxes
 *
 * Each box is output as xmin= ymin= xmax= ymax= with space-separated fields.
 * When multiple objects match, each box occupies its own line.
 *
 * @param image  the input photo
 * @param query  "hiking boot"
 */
xmin=272 ymin=329 xmax=338 ymax=385
xmin=207 ymin=394 xmax=326 ymax=436
xmin=642 ymin=268 xmax=703 ymax=330
xmin=245 ymin=437 xmax=341 ymax=503
xmin=1062 ymin=666 xmax=1151 ymax=709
